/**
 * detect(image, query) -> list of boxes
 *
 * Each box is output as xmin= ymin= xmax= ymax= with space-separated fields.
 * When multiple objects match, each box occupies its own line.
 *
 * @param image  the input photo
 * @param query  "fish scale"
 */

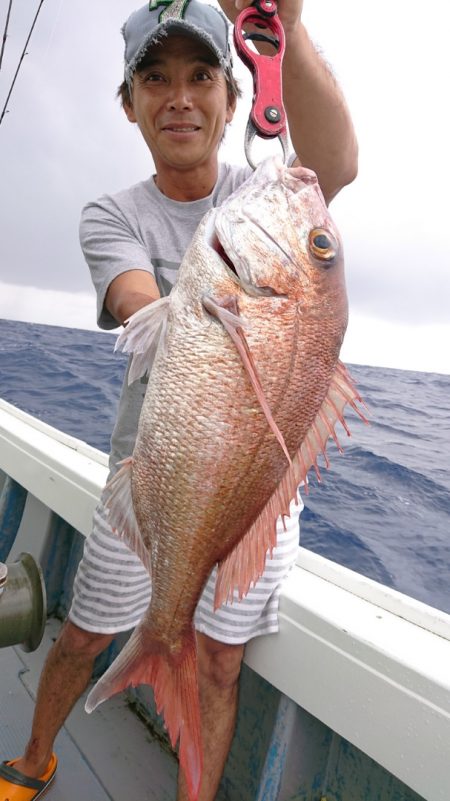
xmin=85 ymin=157 xmax=365 ymax=801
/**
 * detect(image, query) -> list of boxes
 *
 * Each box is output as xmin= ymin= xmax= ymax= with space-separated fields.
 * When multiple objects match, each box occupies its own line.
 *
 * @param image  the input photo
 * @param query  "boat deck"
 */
xmin=1 ymin=400 xmax=449 ymax=801
xmin=1 ymin=619 xmax=178 ymax=801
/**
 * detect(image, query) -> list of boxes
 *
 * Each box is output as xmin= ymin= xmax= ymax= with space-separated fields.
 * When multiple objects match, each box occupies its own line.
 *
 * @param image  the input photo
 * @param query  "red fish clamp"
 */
xmin=234 ymin=0 xmax=288 ymax=169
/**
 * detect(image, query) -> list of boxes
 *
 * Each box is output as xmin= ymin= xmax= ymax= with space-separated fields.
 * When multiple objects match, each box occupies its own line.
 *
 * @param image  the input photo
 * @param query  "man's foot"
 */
xmin=0 ymin=753 xmax=57 ymax=801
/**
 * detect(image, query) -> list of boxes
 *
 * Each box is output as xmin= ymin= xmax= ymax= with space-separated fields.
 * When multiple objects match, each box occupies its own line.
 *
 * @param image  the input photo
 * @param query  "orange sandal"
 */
xmin=0 ymin=753 xmax=57 ymax=801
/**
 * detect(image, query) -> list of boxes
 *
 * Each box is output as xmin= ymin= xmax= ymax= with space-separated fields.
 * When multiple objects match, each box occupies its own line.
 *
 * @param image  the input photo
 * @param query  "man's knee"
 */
xmin=197 ymin=633 xmax=245 ymax=691
xmin=57 ymin=619 xmax=115 ymax=659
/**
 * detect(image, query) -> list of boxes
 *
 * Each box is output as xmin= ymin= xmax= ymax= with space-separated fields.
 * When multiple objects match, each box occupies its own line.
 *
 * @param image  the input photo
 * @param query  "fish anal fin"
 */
xmin=85 ymin=627 xmax=202 ymax=801
xmin=104 ymin=457 xmax=151 ymax=575
xmin=115 ymin=297 xmax=171 ymax=385
xmin=215 ymin=362 xmax=367 ymax=606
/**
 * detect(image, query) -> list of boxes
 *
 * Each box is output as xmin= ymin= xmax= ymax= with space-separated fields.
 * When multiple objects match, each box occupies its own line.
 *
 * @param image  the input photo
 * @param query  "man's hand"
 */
xmin=218 ymin=0 xmax=358 ymax=202
xmin=217 ymin=0 xmax=303 ymax=36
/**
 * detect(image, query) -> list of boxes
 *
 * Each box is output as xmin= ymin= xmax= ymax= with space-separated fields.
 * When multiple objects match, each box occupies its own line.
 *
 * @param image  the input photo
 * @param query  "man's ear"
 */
xmin=124 ymin=100 xmax=137 ymax=123
xmin=226 ymin=94 xmax=237 ymax=125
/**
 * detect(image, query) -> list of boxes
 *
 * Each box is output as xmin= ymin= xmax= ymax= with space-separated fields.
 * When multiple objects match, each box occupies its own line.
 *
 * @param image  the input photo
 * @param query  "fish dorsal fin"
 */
xmin=214 ymin=361 xmax=367 ymax=608
xmin=214 ymin=470 xmax=298 ymax=609
xmin=202 ymin=294 xmax=292 ymax=466
xmin=104 ymin=457 xmax=152 ymax=575
xmin=295 ymin=361 xmax=368 ymax=486
xmin=115 ymin=297 xmax=171 ymax=385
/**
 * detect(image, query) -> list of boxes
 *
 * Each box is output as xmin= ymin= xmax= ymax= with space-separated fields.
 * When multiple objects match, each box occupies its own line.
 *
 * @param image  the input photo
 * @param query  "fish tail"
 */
xmin=85 ymin=626 xmax=202 ymax=801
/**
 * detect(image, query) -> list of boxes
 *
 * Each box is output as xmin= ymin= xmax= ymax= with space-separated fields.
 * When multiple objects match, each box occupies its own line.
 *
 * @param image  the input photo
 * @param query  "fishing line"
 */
xmin=0 ymin=0 xmax=13 ymax=73
xmin=42 ymin=0 xmax=65 ymax=63
xmin=0 ymin=0 xmax=46 ymax=127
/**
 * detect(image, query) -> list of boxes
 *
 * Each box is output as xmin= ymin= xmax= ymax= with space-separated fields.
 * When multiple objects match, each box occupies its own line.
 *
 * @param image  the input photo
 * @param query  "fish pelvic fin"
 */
xmin=115 ymin=297 xmax=171 ymax=385
xmin=104 ymin=457 xmax=151 ymax=575
xmin=202 ymin=294 xmax=292 ymax=467
xmin=214 ymin=361 xmax=367 ymax=607
xmin=85 ymin=625 xmax=202 ymax=801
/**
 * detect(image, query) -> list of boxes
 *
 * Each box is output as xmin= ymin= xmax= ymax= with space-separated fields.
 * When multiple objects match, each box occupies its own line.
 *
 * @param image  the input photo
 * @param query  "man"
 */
xmin=0 ymin=1 xmax=357 ymax=799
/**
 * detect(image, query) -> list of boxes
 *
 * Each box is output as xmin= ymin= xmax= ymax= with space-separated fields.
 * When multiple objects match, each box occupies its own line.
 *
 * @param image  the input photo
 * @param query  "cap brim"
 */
xmin=125 ymin=20 xmax=228 ymax=86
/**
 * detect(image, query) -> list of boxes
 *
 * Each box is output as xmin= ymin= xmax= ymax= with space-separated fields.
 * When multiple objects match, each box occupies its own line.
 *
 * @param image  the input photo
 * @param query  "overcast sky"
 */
xmin=0 ymin=0 xmax=449 ymax=374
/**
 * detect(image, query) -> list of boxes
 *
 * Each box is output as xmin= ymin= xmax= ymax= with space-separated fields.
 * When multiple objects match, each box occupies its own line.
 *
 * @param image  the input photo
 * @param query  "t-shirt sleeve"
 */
xmin=79 ymin=194 xmax=154 ymax=330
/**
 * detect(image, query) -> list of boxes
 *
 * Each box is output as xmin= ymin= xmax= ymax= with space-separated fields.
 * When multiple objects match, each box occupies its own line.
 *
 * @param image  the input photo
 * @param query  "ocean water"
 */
xmin=1 ymin=317 xmax=449 ymax=614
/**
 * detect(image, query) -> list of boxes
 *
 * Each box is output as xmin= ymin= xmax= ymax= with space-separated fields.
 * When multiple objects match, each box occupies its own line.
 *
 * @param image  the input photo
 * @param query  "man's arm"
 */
xmin=105 ymin=270 xmax=160 ymax=326
xmin=281 ymin=17 xmax=358 ymax=203
xmin=218 ymin=0 xmax=358 ymax=203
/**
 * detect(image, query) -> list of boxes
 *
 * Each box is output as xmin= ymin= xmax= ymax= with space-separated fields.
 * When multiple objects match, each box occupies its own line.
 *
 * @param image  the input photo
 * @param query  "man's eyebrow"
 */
xmin=138 ymin=54 xmax=219 ymax=71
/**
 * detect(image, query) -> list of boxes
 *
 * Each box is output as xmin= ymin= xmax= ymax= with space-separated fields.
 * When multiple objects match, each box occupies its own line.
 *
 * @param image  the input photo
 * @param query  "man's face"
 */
xmin=125 ymin=34 xmax=236 ymax=174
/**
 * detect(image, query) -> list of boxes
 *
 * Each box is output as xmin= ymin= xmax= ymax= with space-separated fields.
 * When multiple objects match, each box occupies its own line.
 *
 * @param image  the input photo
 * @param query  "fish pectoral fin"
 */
xmin=104 ymin=457 xmax=152 ymax=575
xmin=214 ymin=362 xmax=367 ymax=608
xmin=85 ymin=626 xmax=202 ymax=801
xmin=202 ymin=294 xmax=292 ymax=466
xmin=293 ymin=361 xmax=368 ymax=489
xmin=115 ymin=297 xmax=171 ymax=385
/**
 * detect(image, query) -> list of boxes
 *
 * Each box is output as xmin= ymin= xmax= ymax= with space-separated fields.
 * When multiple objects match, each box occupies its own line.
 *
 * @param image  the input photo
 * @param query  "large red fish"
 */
xmin=85 ymin=157 xmax=365 ymax=799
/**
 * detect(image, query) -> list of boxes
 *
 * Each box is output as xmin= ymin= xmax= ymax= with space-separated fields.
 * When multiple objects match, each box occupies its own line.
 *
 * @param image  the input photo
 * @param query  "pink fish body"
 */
xmin=85 ymin=158 xmax=365 ymax=799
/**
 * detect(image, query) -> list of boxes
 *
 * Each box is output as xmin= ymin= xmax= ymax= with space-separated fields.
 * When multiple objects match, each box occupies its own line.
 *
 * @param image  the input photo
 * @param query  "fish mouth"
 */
xmin=211 ymin=229 xmax=287 ymax=299
xmin=214 ymin=236 xmax=238 ymax=278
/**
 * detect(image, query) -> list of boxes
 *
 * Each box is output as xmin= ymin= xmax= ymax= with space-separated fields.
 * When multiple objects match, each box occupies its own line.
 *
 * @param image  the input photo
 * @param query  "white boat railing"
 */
xmin=1 ymin=397 xmax=449 ymax=801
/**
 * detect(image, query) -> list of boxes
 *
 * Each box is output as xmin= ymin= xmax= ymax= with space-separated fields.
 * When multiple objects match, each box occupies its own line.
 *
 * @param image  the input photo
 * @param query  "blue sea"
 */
xmin=1 ymin=317 xmax=449 ymax=614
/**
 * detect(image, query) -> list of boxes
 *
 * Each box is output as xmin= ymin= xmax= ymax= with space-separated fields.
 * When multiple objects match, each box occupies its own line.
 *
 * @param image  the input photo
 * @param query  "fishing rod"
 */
xmin=0 ymin=0 xmax=13 ymax=73
xmin=0 ymin=0 xmax=45 ymax=127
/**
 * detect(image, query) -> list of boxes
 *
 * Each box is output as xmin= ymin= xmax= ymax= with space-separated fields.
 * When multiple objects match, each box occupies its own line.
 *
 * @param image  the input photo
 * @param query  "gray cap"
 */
xmin=122 ymin=0 xmax=233 ymax=87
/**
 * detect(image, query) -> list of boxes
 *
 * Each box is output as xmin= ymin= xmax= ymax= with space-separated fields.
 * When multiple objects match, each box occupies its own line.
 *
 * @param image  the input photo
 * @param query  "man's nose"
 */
xmin=166 ymin=80 xmax=194 ymax=110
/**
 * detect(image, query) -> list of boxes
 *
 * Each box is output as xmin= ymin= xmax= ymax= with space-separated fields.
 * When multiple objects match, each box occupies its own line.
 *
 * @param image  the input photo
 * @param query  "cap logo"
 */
xmin=148 ymin=0 xmax=191 ymax=23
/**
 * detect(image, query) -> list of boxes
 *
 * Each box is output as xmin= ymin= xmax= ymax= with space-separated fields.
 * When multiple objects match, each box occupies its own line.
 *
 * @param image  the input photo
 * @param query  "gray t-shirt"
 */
xmin=80 ymin=161 xmax=252 ymax=469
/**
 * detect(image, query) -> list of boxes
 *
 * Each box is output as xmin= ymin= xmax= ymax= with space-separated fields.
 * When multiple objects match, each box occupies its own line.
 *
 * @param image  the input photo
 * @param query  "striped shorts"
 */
xmin=69 ymin=497 xmax=302 ymax=644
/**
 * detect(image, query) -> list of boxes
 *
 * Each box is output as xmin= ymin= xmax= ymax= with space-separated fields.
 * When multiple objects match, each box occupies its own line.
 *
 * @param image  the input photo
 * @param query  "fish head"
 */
xmin=213 ymin=156 xmax=345 ymax=307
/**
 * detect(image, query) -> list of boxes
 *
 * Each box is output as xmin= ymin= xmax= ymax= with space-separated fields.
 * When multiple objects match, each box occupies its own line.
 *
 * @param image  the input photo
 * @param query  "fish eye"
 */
xmin=309 ymin=228 xmax=338 ymax=264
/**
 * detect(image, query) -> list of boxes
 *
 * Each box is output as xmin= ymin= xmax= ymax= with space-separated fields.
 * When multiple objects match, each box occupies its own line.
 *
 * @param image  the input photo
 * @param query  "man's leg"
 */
xmin=10 ymin=620 xmax=114 ymax=779
xmin=177 ymin=633 xmax=245 ymax=801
